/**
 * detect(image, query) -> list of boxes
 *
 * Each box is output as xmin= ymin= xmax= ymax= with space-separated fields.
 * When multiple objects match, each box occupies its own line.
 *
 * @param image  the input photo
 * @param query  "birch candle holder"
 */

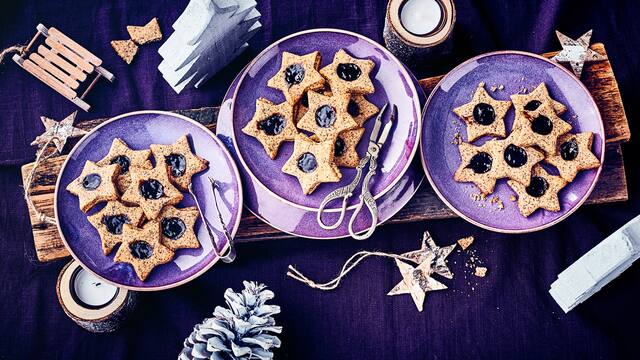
xmin=383 ymin=0 xmax=456 ymax=65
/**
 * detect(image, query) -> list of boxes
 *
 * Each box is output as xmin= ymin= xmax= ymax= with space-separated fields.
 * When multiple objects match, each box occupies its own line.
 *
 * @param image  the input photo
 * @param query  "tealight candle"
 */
xmin=400 ymin=0 xmax=443 ymax=36
xmin=72 ymin=268 xmax=118 ymax=308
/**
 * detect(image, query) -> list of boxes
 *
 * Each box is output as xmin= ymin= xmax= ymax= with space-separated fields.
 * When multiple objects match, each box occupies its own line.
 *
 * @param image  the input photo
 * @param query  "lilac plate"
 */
xmin=231 ymin=29 xmax=422 ymax=211
xmin=55 ymin=111 xmax=243 ymax=291
xmin=218 ymin=56 xmax=425 ymax=239
xmin=421 ymin=51 xmax=605 ymax=233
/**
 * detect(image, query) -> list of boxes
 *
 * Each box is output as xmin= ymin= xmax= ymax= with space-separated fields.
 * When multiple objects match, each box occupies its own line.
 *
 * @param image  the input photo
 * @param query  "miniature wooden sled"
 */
xmin=13 ymin=24 xmax=114 ymax=111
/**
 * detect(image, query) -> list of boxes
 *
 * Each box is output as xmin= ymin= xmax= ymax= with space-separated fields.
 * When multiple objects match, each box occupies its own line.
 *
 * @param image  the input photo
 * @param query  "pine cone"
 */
xmin=179 ymin=281 xmax=282 ymax=360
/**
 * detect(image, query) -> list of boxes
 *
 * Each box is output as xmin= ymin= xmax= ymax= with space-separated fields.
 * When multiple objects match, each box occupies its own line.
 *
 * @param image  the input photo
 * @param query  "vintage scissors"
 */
xmin=316 ymin=103 xmax=396 ymax=240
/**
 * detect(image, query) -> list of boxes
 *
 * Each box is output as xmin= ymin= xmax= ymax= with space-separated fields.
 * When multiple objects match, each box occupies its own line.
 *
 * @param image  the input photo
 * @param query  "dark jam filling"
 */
xmin=467 ymin=152 xmax=492 ymax=174
xmin=334 ymin=137 xmax=346 ymax=157
xmin=82 ymin=173 xmax=102 ymax=190
xmin=472 ymin=103 xmax=495 ymax=125
xmin=161 ymin=217 xmax=186 ymax=240
xmin=297 ymin=152 xmax=318 ymax=173
xmin=560 ymin=139 xmax=579 ymax=161
xmin=165 ymin=153 xmax=187 ymax=177
xmin=336 ymin=63 xmax=361 ymax=81
xmin=347 ymin=100 xmax=360 ymax=117
xmin=139 ymin=179 xmax=164 ymax=200
xmin=524 ymin=100 xmax=542 ymax=111
xmin=101 ymin=214 xmax=130 ymax=235
xmin=129 ymin=241 xmax=153 ymax=259
xmin=110 ymin=155 xmax=131 ymax=174
xmin=526 ymin=176 xmax=549 ymax=197
xmin=531 ymin=115 xmax=553 ymax=135
xmin=503 ymin=144 xmax=528 ymax=168
xmin=284 ymin=63 xmax=305 ymax=86
xmin=258 ymin=114 xmax=286 ymax=136
xmin=315 ymin=105 xmax=337 ymax=128
xmin=300 ymin=93 xmax=309 ymax=108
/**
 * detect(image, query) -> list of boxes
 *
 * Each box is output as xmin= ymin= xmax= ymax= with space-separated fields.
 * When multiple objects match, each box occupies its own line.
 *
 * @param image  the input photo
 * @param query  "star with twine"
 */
xmin=287 ymin=231 xmax=456 ymax=312
xmin=551 ymin=30 xmax=607 ymax=78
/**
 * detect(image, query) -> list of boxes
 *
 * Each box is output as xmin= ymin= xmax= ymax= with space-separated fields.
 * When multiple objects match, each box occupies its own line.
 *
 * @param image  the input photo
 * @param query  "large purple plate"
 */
xmin=55 ymin=111 xmax=243 ymax=291
xmin=218 ymin=60 xmax=424 ymax=239
xmin=231 ymin=29 xmax=422 ymax=211
xmin=421 ymin=51 xmax=605 ymax=233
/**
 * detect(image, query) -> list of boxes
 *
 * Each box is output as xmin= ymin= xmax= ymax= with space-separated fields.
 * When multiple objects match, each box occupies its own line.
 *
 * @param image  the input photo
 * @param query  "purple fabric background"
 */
xmin=1 ymin=0 xmax=639 ymax=359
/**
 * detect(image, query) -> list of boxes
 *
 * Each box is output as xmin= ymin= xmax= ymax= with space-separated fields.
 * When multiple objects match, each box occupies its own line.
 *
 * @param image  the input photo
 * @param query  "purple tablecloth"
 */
xmin=1 ymin=0 xmax=639 ymax=358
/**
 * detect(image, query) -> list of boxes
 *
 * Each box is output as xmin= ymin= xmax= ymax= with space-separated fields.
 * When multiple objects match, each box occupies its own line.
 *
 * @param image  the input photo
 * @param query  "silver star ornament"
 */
xmin=551 ymin=29 xmax=607 ymax=78
xmin=387 ymin=255 xmax=448 ymax=312
xmin=402 ymin=231 xmax=456 ymax=279
xmin=30 ymin=111 xmax=87 ymax=153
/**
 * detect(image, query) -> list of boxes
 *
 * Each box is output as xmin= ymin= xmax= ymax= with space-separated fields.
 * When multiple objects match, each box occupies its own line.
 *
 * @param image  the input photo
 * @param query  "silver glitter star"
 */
xmin=30 ymin=111 xmax=87 ymax=153
xmin=387 ymin=255 xmax=447 ymax=312
xmin=551 ymin=29 xmax=607 ymax=78
xmin=402 ymin=231 xmax=456 ymax=279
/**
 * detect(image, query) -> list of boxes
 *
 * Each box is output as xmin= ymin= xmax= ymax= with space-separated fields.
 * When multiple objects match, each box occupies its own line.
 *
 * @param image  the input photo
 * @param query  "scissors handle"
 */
xmin=316 ymin=154 xmax=368 ymax=230
xmin=348 ymin=155 xmax=378 ymax=240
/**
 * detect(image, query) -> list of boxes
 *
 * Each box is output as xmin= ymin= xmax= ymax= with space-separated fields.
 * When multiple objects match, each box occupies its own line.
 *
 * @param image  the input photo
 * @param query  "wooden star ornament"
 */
xmin=387 ymin=255 xmax=448 ymax=312
xmin=551 ymin=30 xmax=607 ymax=78
xmin=31 ymin=111 xmax=87 ymax=153
xmin=402 ymin=231 xmax=456 ymax=279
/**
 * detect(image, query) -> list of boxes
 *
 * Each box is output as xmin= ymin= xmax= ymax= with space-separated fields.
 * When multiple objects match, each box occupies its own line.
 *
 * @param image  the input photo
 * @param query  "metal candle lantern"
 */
xmin=383 ymin=0 xmax=456 ymax=65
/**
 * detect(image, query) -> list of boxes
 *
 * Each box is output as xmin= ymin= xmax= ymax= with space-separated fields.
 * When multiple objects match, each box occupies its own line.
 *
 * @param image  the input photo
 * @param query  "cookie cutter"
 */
xmin=316 ymin=103 xmax=395 ymax=240
xmin=188 ymin=177 xmax=236 ymax=263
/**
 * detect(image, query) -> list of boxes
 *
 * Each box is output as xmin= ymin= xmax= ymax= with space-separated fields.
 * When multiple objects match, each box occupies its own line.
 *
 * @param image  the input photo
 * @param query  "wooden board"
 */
xmin=22 ymin=43 xmax=630 ymax=261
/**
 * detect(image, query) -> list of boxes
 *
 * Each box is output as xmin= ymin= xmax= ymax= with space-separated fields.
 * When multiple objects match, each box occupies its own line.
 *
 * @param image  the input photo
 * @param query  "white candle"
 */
xmin=400 ymin=0 xmax=443 ymax=36
xmin=73 ymin=268 xmax=118 ymax=308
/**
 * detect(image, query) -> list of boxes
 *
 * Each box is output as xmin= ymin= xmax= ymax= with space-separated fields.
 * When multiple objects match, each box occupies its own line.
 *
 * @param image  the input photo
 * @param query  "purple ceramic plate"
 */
xmin=231 ymin=29 xmax=422 ymax=211
xmin=421 ymin=51 xmax=605 ymax=233
xmin=218 ymin=59 xmax=425 ymax=239
xmin=55 ymin=111 xmax=243 ymax=291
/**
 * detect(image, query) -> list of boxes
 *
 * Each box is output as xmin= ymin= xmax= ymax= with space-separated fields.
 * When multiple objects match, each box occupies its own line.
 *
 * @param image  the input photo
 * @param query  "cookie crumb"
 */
xmin=457 ymin=236 xmax=474 ymax=250
xmin=475 ymin=267 xmax=488 ymax=277
xmin=111 ymin=40 xmax=138 ymax=64
xmin=498 ymin=84 xmax=505 ymax=90
xmin=490 ymin=85 xmax=497 ymax=92
xmin=509 ymin=195 xmax=517 ymax=202
xmin=451 ymin=132 xmax=462 ymax=145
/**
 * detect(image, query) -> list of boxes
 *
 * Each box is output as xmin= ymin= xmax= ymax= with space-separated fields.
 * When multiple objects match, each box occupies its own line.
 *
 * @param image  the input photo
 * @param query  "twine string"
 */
xmin=287 ymin=251 xmax=415 ymax=291
xmin=0 ymin=44 xmax=26 ymax=65
xmin=23 ymin=137 xmax=60 ymax=226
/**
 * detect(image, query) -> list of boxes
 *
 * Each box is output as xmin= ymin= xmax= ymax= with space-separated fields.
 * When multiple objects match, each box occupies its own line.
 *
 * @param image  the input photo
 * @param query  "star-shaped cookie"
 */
xmin=320 ymin=49 xmax=375 ymax=94
xmin=402 ymin=231 xmax=456 ymax=280
xmin=452 ymin=82 xmax=512 ymax=142
xmin=387 ymin=257 xmax=447 ymax=312
xmin=87 ymin=200 xmax=145 ymax=255
xmin=297 ymin=91 xmax=358 ymax=142
xmin=312 ymin=127 xmax=365 ymax=168
xmin=121 ymin=165 xmax=183 ymax=220
xmin=97 ymin=138 xmax=153 ymax=193
xmin=242 ymin=98 xmax=298 ymax=159
xmin=114 ymin=222 xmax=174 ymax=281
xmin=546 ymin=132 xmax=601 ymax=182
xmin=507 ymin=165 xmax=568 ymax=217
xmin=150 ymin=134 xmax=209 ymax=191
xmin=487 ymin=139 xmax=545 ymax=186
xmin=267 ymin=51 xmax=325 ymax=104
xmin=510 ymin=83 xmax=567 ymax=116
xmin=453 ymin=141 xmax=501 ymax=195
xmin=158 ymin=205 xmax=200 ymax=251
xmin=348 ymin=94 xmax=379 ymax=127
xmin=510 ymin=102 xmax=573 ymax=154
xmin=66 ymin=160 xmax=119 ymax=212
xmin=282 ymin=134 xmax=342 ymax=195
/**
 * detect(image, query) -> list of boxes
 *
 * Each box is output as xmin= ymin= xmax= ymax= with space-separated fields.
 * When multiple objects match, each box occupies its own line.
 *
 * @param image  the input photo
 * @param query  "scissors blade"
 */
xmin=368 ymin=103 xmax=388 ymax=142
xmin=376 ymin=105 xmax=396 ymax=146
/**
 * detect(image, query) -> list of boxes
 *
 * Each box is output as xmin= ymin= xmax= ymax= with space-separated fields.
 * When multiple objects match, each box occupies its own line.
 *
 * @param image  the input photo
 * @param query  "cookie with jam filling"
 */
xmin=296 ymin=91 xmax=378 ymax=128
xmin=66 ymin=160 xmax=120 ymax=212
xmin=158 ymin=205 xmax=200 ymax=251
xmin=121 ymin=165 xmax=183 ymax=220
xmin=487 ymin=139 xmax=545 ymax=186
xmin=297 ymin=90 xmax=358 ymax=142
xmin=320 ymin=49 xmax=375 ymax=95
xmin=510 ymin=101 xmax=572 ymax=154
xmin=87 ymin=200 xmax=145 ymax=255
xmin=267 ymin=51 xmax=325 ymax=104
xmin=242 ymin=97 xmax=298 ymax=159
xmin=150 ymin=134 xmax=209 ymax=191
xmin=453 ymin=141 xmax=501 ymax=194
xmin=510 ymin=83 xmax=567 ymax=116
xmin=282 ymin=134 xmax=342 ymax=195
xmin=313 ymin=127 xmax=365 ymax=168
xmin=545 ymin=132 xmax=601 ymax=182
xmin=97 ymin=138 xmax=153 ymax=193
xmin=114 ymin=222 xmax=174 ymax=281
xmin=452 ymin=82 xmax=512 ymax=142
xmin=507 ymin=165 xmax=568 ymax=217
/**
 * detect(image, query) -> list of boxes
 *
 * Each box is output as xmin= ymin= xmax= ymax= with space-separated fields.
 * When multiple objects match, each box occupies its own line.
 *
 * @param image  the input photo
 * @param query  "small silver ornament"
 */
xmin=402 ymin=231 xmax=456 ymax=279
xmin=30 ymin=111 xmax=87 ymax=153
xmin=551 ymin=29 xmax=607 ymax=78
